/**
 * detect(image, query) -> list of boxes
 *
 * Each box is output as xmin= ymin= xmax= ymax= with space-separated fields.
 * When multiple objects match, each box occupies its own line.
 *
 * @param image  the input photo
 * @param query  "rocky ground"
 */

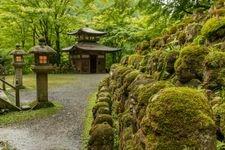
xmin=0 ymin=74 xmax=107 ymax=150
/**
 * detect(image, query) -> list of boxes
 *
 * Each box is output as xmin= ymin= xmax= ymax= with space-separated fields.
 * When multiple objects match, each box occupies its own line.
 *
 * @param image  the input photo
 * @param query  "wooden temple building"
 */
xmin=62 ymin=27 xmax=121 ymax=73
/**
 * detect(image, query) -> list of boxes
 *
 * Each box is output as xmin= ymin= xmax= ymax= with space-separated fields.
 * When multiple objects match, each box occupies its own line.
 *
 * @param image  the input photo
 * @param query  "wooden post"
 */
xmin=2 ymin=76 xmax=5 ymax=91
xmin=15 ymin=79 xmax=20 ymax=107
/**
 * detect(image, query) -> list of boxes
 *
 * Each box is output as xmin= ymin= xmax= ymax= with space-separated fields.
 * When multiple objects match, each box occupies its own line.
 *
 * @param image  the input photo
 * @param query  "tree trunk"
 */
xmin=55 ymin=26 xmax=61 ymax=66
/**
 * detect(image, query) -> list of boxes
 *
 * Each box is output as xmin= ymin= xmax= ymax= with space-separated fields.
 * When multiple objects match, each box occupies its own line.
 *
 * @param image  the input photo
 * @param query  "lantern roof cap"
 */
xmin=10 ymin=44 xmax=26 ymax=55
xmin=29 ymin=37 xmax=56 ymax=54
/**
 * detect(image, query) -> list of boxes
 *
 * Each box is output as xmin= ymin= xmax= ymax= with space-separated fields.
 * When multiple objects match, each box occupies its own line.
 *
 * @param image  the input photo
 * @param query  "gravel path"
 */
xmin=0 ymin=74 xmax=107 ymax=150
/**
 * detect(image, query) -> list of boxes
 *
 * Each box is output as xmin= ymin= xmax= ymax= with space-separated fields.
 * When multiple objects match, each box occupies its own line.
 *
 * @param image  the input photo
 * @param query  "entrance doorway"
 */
xmin=90 ymin=55 xmax=97 ymax=73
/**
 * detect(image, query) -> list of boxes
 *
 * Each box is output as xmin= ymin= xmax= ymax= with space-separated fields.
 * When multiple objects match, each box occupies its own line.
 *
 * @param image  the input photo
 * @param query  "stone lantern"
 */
xmin=10 ymin=43 xmax=26 ymax=87
xmin=29 ymin=37 xmax=56 ymax=109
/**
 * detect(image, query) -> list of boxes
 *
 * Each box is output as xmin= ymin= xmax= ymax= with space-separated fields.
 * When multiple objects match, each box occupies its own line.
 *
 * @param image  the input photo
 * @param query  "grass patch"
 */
xmin=82 ymin=92 xmax=96 ymax=150
xmin=0 ymin=101 xmax=63 ymax=126
xmin=2 ymin=74 xmax=77 ymax=90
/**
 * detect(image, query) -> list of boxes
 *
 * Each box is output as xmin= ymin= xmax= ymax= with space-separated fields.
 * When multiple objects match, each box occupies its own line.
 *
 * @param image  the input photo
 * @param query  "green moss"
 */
xmin=82 ymin=92 xmax=97 ymax=150
xmin=127 ymin=54 xmax=143 ymax=69
xmin=215 ymin=0 xmax=225 ymax=8
xmin=201 ymin=17 xmax=225 ymax=41
xmin=175 ymin=45 xmax=210 ymax=83
xmin=193 ymin=35 xmax=206 ymax=45
xmin=203 ymin=52 xmax=225 ymax=89
xmin=141 ymin=87 xmax=216 ymax=149
xmin=119 ymin=111 xmax=134 ymax=128
xmin=122 ymin=139 xmax=135 ymax=150
xmin=110 ymin=64 xmax=120 ymax=72
xmin=214 ymin=103 xmax=225 ymax=136
xmin=205 ymin=51 xmax=225 ymax=69
xmin=135 ymin=40 xmax=150 ymax=52
xmin=167 ymin=26 xmax=177 ymax=34
xmin=138 ymin=54 xmax=150 ymax=72
xmin=177 ymin=31 xmax=186 ymax=45
xmin=120 ymin=55 xmax=129 ymax=65
xmin=111 ymin=65 xmax=133 ymax=81
xmin=99 ymin=86 xmax=109 ymax=93
xmin=94 ymin=114 xmax=113 ymax=127
xmin=127 ymin=73 xmax=154 ymax=93
xmin=97 ymin=96 xmax=111 ymax=104
xmin=185 ymin=23 xmax=202 ymax=42
xmin=150 ymin=37 xmax=166 ymax=49
xmin=97 ymin=92 xmax=111 ymax=99
xmin=98 ymin=77 xmax=110 ymax=90
xmin=123 ymin=70 xmax=140 ymax=86
xmin=135 ymin=81 xmax=174 ymax=122
xmin=88 ymin=123 xmax=114 ymax=149
xmin=145 ymin=50 xmax=167 ymax=75
xmin=164 ymin=50 xmax=179 ymax=74
xmin=137 ymin=81 xmax=173 ymax=105
xmin=95 ymin=106 xmax=111 ymax=116
xmin=92 ymin=102 xmax=109 ymax=118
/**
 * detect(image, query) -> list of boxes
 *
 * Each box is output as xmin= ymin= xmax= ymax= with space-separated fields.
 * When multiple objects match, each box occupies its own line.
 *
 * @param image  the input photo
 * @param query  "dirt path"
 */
xmin=0 ymin=74 xmax=107 ymax=150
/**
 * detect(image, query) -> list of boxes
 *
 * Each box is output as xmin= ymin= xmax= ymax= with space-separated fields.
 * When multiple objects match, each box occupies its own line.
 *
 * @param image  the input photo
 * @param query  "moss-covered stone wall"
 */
xmin=88 ymin=1 xmax=225 ymax=149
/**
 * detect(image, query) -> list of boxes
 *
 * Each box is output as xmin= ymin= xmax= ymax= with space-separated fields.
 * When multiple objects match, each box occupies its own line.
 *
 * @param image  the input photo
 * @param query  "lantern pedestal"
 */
xmin=13 ymin=63 xmax=25 ymax=88
xmin=31 ymin=65 xmax=54 ymax=109
xmin=29 ymin=37 xmax=56 ymax=109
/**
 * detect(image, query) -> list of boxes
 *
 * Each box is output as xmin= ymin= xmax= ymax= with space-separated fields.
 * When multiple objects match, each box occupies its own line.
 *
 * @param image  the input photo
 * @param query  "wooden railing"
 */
xmin=0 ymin=76 xmax=20 ymax=107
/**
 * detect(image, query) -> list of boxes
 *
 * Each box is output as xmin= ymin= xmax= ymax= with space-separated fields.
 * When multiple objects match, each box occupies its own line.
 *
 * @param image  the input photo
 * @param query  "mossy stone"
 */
xmin=185 ymin=23 xmax=202 ymax=42
xmin=92 ymin=102 xmax=109 ymax=118
xmin=120 ymin=55 xmax=129 ymax=65
xmin=111 ymin=65 xmax=133 ymax=81
xmin=164 ymin=50 xmax=179 ymax=74
xmin=141 ymin=87 xmax=216 ymax=149
xmin=97 ymin=96 xmax=111 ymax=104
xmin=177 ymin=31 xmax=186 ymax=45
xmin=120 ymin=111 xmax=134 ymax=129
xmin=201 ymin=17 xmax=225 ymax=42
xmin=203 ymin=51 xmax=225 ymax=90
xmin=98 ymin=77 xmax=110 ymax=90
xmin=213 ymin=102 xmax=225 ymax=136
xmin=97 ymin=92 xmax=111 ymax=100
xmin=145 ymin=50 xmax=167 ymax=75
xmin=127 ymin=73 xmax=154 ymax=94
xmin=93 ymin=114 xmax=113 ymax=127
xmin=123 ymin=70 xmax=140 ymax=87
xmin=205 ymin=51 xmax=225 ymax=69
xmin=135 ymin=40 xmax=150 ymax=52
xmin=88 ymin=123 xmax=114 ymax=150
xmin=137 ymin=81 xmax=174 ymax=105
xmin=95 ymin=106 xmax=111 ymax=116
xmin=175 ymin=45 xmax=209 ymax=83
xmin=98 ymin=86 xmax=109 ymax=93
xmin=135 ymin=81 xmax=174 ymax=123
xmin=127 ymin=54 xmax=142 ymax=69
xmin=193 ymin=35 xmax=206 ymax=45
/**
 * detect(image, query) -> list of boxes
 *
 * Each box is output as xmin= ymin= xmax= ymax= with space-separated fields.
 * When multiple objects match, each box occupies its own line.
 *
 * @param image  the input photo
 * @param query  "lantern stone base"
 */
xmin=31 ymin=65 xmax=54 ymax=73
xmin=13 ymin=62 xmax=25 ymax=68
xmin=31 ymin=101 xmax=54 ymax=110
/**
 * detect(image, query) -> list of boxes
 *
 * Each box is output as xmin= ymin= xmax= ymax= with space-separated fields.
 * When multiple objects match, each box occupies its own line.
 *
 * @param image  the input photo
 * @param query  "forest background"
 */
xmin=0 ymin=0 xmax=213 ymax=74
